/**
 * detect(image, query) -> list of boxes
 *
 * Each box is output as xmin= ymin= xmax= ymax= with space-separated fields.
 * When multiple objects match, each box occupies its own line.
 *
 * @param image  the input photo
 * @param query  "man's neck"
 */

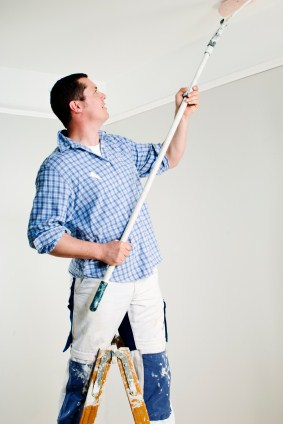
xmin=67 ymin=123 xmax=101 ymax=147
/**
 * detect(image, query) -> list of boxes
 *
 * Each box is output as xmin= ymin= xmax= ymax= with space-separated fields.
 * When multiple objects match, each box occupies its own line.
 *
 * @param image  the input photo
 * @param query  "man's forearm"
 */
xmin=166 ymin=115 xmax=189 ymax=168
xmin=50 ymin=233 xmax=132 ymax=266
xmin=50 ymin=233 xmax=102 ymax=259
xmin=166 ymin=86 xmax=199 ymax=168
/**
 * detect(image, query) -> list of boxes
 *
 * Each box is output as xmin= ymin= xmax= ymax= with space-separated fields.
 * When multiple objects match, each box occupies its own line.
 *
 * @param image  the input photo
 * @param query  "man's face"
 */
xmin=79 ymin=77 xmax=109 ymax=123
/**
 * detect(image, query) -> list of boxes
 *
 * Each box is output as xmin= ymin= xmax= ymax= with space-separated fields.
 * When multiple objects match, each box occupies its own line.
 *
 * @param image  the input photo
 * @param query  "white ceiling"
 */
xmin=1 ymin=0 xmax=282 ymax=123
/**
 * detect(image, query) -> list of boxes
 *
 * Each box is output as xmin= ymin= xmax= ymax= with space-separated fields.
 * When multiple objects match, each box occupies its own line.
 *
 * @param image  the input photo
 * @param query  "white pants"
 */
xmin=71 ymin=269 xmax=166 ymax=360
xmin=58 ymin=270 xmax=175 ymax=423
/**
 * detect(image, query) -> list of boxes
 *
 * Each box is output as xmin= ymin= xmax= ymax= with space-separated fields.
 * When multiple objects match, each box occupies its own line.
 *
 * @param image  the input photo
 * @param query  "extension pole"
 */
xmin=90 ymin=0 xmax=253 ymax=312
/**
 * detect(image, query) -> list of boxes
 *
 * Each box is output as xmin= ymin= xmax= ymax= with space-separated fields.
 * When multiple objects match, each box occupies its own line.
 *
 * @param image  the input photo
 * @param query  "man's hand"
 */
xmin=175 ymin=86 xmax=199 ymax=119
xmin=97 ymin=240 xmax=132 ymax=266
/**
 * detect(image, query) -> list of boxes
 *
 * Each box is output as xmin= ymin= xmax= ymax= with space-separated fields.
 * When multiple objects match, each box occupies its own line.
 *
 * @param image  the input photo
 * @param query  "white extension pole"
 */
xmin=90 ymin=0 xmax=253 ymax=311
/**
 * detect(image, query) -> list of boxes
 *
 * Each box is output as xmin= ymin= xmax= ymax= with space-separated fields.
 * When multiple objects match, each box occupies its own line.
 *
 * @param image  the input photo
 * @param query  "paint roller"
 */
xmin=219 ymin=0 xmax=254 ymax=17
xmin=89 ymin=0 xmax=255 ymax=312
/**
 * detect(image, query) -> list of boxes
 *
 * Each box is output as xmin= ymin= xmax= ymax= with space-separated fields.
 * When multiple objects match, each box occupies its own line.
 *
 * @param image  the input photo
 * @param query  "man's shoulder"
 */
xmin=38 ymin=146 xmax=78 ymax=178
xmin=40 ymin=147 xmax=65 ymax=169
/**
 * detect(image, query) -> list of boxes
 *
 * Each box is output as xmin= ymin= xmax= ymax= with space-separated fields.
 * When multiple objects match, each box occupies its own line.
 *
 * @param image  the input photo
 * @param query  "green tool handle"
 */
xmin=89 ymin=280 xmax=108 ymax=311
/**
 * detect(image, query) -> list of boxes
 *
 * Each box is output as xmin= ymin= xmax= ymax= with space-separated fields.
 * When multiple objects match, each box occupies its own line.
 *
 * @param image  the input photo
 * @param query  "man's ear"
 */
xmin=69 ymin=100 xmax=82 ymax=113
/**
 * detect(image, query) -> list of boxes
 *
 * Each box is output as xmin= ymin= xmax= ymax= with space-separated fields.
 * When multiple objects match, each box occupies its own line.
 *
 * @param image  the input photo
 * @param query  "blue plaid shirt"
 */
xmin=28 ymin=130 xmax=169 ymax=282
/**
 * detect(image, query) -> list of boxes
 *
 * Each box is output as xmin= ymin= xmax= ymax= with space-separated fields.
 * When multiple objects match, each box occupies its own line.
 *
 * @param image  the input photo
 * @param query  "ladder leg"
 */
xmin=116 ymin=348 xmax=150 ymax=424
xmin=80 ymin=346 xmax=150 ymax=424
xmin=79 ymin=349 xmax=112 ymax=424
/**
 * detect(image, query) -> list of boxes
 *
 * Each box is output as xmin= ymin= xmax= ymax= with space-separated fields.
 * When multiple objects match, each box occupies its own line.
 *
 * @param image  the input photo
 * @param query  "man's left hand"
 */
xmin=175 ymin=86 xmax=199 ymax=118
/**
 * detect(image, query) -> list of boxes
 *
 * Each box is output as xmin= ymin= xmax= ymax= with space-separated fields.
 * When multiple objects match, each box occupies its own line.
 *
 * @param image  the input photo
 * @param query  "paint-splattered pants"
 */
xmin=57 ymin=269 xmax=175 ymax=423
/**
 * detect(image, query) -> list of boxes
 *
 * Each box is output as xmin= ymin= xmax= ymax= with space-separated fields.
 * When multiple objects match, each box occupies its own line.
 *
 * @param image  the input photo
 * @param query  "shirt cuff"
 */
xmin=33 ymin=226 xmax=71 ymax=254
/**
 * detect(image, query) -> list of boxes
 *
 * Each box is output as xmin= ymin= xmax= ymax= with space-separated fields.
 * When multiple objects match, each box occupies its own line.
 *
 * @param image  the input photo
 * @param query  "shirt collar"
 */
xmin=57 ymin=130 xmax=106 ymax=153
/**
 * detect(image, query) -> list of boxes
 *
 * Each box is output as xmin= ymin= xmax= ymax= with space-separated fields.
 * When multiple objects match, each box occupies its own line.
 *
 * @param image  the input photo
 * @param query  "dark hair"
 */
xmin=50 ymin=73 xmax=88 ymax=127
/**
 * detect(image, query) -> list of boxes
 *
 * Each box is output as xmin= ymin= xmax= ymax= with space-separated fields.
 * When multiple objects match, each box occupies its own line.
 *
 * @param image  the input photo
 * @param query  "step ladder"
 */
xmin=79 ymin=339 xmax=150 ymax=424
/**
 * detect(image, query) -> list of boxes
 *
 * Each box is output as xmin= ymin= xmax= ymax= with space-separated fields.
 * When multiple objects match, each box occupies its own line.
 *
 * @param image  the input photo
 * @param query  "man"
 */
xmin=28 ymin=73 xmax=199 ymax=423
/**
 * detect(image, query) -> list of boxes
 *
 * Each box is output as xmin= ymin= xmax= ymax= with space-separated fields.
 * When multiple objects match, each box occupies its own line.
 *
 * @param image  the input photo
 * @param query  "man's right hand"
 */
xmin=97 ymin=240 xmax=132 ymax=266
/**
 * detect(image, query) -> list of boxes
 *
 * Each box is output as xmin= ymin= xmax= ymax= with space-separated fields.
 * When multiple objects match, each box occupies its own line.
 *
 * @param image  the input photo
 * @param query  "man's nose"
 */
xmin=99 ymin=91 xmax=106 ymax=100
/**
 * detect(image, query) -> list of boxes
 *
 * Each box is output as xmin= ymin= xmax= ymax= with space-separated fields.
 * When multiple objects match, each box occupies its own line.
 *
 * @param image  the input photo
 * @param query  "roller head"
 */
xmin=218 ymin=0 xmax=253 ymax=17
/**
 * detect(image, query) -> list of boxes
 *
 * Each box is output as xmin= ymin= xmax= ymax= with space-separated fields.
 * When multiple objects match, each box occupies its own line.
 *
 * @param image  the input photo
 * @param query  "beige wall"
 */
xmin=0 ymin=66 xmax=282 ymax=423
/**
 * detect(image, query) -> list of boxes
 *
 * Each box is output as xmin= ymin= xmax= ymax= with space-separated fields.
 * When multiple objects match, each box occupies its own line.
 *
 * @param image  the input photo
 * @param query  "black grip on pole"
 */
xmin=90 ymin=281 xmax=108 ymax=311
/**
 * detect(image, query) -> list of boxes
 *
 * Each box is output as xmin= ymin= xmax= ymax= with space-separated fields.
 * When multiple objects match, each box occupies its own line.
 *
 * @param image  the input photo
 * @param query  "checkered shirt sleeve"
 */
xmin=124 ymin=138 xmax=169 ymax=178
xmin=28 ymin=164 xmax=74 ymax=253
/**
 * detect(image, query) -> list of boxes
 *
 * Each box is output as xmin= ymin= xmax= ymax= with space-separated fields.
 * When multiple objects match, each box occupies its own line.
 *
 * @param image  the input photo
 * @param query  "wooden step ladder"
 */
xmin=79 ymin=341 xmax=150 ymax=424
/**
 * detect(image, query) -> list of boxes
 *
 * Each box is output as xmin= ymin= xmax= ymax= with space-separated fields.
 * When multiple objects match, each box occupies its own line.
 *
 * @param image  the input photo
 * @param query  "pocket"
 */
xmin=163 ymin=300 xmax=168 ymax=342
xmin=74 ymin=277 xmax=102 ymax=295
xmin=63 ymin=277 xmax=76 ymax=352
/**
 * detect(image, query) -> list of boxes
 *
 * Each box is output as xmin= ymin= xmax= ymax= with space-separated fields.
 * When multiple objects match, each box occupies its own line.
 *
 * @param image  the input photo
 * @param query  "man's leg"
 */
xmin=127 ymin=270 xmax=175 ymax=423
xmin=142 ymin=352 xmax=175 ymax=423
xmin=57 ymin=277 xmax=135 ymax=424
xmin=57 ymin=359 xmax=93 ymax=424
